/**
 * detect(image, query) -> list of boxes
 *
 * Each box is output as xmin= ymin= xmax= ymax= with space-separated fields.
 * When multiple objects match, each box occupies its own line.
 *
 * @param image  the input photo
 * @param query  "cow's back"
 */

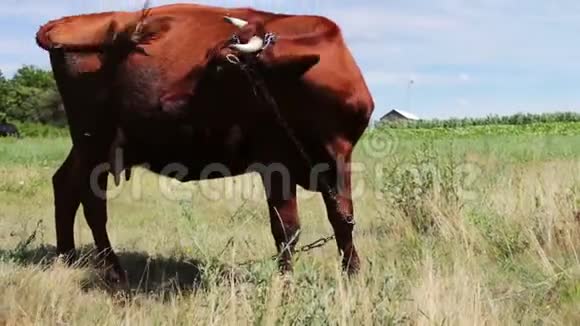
xmin=39 ymin=5 xmax=281 ymax=141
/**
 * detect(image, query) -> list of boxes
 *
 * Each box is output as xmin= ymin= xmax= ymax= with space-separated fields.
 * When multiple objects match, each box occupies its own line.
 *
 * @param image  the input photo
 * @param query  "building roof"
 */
xmin=382 ymin=109 xmax=420 ymax=121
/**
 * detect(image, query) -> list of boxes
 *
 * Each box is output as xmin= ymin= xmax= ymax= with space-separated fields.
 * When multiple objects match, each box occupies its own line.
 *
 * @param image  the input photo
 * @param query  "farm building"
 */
xmin=380 ymin=109 xmax=420 ymax=122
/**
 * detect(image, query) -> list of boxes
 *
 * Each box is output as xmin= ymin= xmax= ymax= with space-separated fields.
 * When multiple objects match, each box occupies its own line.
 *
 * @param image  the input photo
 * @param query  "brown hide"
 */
xmin=37 ymin=4 xmax=373 ymax=179
xmin=38 ymin=3 xmax=374 ymax=279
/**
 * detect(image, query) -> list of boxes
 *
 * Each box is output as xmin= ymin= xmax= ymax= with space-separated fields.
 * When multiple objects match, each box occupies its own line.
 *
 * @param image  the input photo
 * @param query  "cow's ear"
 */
xmin=262 ymin=54 xmax=320 ymax=78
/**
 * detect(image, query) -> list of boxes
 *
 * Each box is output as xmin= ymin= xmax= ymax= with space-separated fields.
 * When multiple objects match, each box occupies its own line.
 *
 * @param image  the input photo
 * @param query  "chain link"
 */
xmin=295 ymin=235 xmax=336 ymax=253
xmin=237 ymin=234 xmax=336 ymax=267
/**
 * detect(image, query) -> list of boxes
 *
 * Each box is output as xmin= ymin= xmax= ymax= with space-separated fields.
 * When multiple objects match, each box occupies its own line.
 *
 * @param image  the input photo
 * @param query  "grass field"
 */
xmin=1 ymin=123 xmax=580 ymax=325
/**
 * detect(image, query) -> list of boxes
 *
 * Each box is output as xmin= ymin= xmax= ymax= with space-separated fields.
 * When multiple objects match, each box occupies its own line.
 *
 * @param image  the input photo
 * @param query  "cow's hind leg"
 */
xmin=321 ymin=154 xmax=360 ymax=275
xmin=81 ymin=169 xmax=127 ymax=286
xmin=261 ymin=173 xmax=300 ymax=273
xmin=53 ymin=148 xmax=82 ymax=263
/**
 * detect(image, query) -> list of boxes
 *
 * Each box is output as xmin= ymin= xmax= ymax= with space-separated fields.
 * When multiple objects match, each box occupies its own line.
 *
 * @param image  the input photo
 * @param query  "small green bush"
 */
xmin=14 ymin=122 xmax=69 ymax=138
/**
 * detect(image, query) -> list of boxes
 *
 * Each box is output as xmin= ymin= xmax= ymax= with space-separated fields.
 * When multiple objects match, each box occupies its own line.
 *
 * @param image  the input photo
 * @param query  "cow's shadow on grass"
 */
xmin=0 ymin=245 xmax=219 ymax=297
xmin=116 ymin=250 xmax=204 ymax=295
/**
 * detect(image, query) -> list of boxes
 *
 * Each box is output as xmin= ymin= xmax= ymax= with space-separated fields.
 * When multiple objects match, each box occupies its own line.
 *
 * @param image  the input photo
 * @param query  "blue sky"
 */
xmin=1 ymin=0 xmax=580 ymax=120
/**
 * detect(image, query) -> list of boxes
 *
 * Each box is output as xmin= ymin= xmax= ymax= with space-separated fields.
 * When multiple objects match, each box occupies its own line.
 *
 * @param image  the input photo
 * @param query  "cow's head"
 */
xmin=219 ymin=16 xmax=320 ymax=79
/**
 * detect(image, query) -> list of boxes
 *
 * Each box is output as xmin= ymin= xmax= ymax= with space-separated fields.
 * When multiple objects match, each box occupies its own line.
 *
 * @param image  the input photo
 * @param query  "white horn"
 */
xmin=229 ymin=36 xmax=264 ymax=53
xmin=224 ymin=16 xmax=248 ymax=28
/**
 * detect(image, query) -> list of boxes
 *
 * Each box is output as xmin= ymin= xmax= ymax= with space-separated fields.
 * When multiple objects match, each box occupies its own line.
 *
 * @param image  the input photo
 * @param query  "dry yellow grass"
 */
xmin=1 ymin=134 xmax=579 ymax=325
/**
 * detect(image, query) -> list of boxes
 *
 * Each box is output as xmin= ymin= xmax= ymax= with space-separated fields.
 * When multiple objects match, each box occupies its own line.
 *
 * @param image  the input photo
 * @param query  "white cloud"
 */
xmin=459 ymin=73 xmax=471 ymax=82
xmin=456 ymin=98 xmax=470 ymax=107
xmin=365 ymin=71 xmax=472 ymax=87
xmin=0 ymin=64 xmax=22 ymax=77
xmin=325 ymin=7 xmax=459 ymax=42
xmin=0 ymin=1 xmax=70 ymax=19
xmin=0 ymin=40 xmax=36 ymax=55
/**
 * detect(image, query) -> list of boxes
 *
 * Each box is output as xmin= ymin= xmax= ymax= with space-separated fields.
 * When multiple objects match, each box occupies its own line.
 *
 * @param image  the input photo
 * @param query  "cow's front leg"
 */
xmin=82 ymin=166 xmax=127 ymax=287
xmin=261 ymin=173 xmax=300 ymax=273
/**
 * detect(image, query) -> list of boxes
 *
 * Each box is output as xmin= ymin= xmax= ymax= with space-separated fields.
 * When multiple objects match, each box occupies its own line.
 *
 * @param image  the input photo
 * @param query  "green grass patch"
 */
xmin=0 ymin=121 xmax=579 ymax=324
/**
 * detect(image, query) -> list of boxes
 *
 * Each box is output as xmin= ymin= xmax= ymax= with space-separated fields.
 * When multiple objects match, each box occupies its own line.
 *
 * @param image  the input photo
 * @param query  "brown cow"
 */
xmin=36 ymin=3 xmax=374 ymax=285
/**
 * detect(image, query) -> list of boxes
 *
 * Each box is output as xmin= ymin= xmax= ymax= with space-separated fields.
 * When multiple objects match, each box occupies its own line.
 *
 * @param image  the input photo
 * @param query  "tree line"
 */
xmin=379 ymin=112 xmax=580 ymax=129
xmin=0 ymin=65 xmax=65 ymax=126
xmin=1 ymin=65 xmax=579 ymax=131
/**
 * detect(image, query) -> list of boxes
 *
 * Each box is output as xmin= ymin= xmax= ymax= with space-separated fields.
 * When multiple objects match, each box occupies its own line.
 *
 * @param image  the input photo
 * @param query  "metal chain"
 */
xmin=295 ymin=235 xmax=336 ymax=253
xmin=263 ymin=32 xmax=278 ymax=50
xmin=236 ymin=60 xmax=353 ymax=225
xmin=222 ymin=48 xmax=355 ymax=268
xmin=237 ymin=234 xmax=336 ymax=267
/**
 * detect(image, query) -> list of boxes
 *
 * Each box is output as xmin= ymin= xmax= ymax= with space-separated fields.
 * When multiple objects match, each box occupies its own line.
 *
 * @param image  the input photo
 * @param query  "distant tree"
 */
xmin=0 ymin=70 xmax=9 ymax=122
xmin=11 ymin=65 xmax=55 ymax=90
xmin=0 ymin=65 xmax=65 ymax=126
xmin=380 ymin=111 xmax=580 ymax=129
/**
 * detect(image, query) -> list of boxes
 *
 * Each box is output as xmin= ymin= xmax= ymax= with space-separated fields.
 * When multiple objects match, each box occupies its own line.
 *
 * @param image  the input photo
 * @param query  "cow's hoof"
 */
xmin=55 ymin=250 xmax=78 ymax=266
xmin=343 ymin=256 xmax=361 ymax=277
xmin=277 ymin=260 xmax=294 ymax=275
